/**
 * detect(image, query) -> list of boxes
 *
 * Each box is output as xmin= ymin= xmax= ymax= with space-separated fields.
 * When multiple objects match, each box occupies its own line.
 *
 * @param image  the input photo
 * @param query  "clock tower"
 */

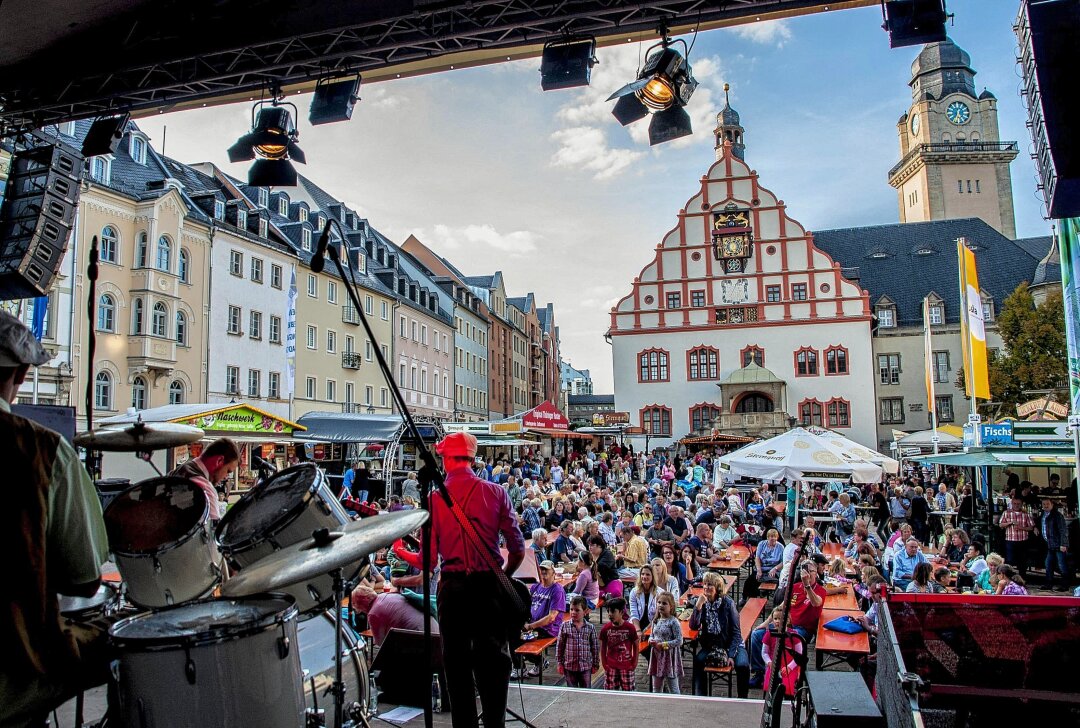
xmin=888 ymin=39 xmax=1019 ymax=239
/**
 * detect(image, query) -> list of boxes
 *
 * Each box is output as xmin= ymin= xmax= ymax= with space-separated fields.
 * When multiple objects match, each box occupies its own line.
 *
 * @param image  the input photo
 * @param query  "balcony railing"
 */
xmin=342 ymin=305 xmax=360 ymax=325
xmin=342 ymin=351 xmax=362 ymax=369
xmin=888 ymin=141 xmax=1018 ymax=178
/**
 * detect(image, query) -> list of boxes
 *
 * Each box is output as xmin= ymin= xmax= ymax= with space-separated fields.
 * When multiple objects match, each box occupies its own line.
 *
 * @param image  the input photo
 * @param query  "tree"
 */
xmin=971 ymin=282 xmax=1067 ymax=415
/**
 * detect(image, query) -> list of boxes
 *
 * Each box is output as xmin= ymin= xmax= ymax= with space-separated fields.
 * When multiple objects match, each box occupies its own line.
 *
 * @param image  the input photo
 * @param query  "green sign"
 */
xmin=181 ymin=406 xmax=295 ymax=435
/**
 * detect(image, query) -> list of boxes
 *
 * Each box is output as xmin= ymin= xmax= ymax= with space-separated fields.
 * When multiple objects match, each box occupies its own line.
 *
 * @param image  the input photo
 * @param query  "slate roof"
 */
xmin=1013 ymin=235 xmax=1053 ymax=261
xmin=1032 ymin=235 xmax=1061 ymax=287
xmin=463 ymin=274 xmax=496 ymax=288
xmin=812 ymin=218 xmax=1046 ymax=328
xmin=568 ymin=394 xmax=613 ymax=406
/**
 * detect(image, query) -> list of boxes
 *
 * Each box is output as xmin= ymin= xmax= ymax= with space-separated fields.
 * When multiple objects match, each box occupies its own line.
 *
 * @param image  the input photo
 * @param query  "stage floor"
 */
xmin=56 ymin=683 xmax=767 ymax=727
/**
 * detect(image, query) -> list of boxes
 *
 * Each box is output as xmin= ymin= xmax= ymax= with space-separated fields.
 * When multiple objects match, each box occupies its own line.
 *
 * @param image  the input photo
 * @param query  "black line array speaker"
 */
xmin=0 ymin=140 xmax=83 ymax=299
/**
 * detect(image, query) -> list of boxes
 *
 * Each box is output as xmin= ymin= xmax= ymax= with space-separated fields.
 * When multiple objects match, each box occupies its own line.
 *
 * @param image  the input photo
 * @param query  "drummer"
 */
xmin=0 ymin=311 xmax=110 ymax=725
xmin=169 ymin=437 xmax=240 ymax=520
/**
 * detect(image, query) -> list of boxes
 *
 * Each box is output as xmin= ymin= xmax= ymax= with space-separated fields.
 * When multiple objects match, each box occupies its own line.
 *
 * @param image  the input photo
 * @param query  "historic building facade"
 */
xmin=610 ymin=101 xmax=877 ymax=448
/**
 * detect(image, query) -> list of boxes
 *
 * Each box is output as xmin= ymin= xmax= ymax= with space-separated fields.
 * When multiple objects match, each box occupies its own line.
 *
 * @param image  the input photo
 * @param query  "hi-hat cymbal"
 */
xmin=221 ymin=509 xmax=429 ymax=599
xmin=74 ymin=422 xmax=205 ymax=451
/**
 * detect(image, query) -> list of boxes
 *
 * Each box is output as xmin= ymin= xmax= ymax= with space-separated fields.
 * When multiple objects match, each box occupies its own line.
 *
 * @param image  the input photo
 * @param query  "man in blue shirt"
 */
xmin=891 ymin=538 xmax=928 ymax=591
xmin=551 ymin=521 xmax=577 ymax=564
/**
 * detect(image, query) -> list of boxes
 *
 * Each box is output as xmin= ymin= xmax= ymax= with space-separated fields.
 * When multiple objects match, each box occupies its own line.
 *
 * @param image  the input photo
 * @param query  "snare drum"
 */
xmin=217 ymin=464 xmax=362 ymax=615
xmin=103 ymin=477 xmax=221 ymax=608
xmin=110 ymin=596 xmax=305 ymax=728
xmin=297 ymin=610 xmax=371 ymax=717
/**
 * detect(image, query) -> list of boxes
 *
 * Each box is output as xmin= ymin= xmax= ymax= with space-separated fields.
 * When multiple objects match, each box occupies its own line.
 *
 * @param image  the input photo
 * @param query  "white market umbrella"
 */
xmin=806 ymin=426 xmax=900 ymax=475
xmin=718 ymin=427 xmax=884 ymax=484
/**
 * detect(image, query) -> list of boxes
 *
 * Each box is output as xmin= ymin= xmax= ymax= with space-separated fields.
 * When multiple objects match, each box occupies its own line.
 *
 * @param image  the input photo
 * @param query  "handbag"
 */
xmin=823 ymin=615 xmax=865 ymax=634
xmin=441 ymin=485 xmax=532 ymax=636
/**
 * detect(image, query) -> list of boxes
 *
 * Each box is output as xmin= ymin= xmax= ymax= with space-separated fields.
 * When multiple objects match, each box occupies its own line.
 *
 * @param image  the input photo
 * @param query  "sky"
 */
xmin=133 ymin=0 xmax=1048 ymax=395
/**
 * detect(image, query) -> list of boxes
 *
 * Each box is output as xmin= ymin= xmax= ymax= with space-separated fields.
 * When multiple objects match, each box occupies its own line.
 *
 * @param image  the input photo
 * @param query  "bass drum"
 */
xmin=217 ymin=464 xmax=362 ymax=616
xmin=103 ymin=477 xmax=221 ymax=608
xmin=110 ymin=595 xmax=305 ymax=728
xmin=297 ymin=610 xmax=371 ymax=718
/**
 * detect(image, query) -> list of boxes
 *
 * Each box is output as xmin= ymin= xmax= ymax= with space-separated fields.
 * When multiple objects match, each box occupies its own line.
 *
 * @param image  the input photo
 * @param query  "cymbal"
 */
xmin=221 ymin=509 xmax=429 ymax=599
xmin=74 ymin=422 xmax=205 ymax=451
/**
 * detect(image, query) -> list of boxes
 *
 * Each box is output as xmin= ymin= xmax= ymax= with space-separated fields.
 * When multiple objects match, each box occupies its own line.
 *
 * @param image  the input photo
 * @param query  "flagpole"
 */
xmin=923 ymin=296 xmax=939 ymax=457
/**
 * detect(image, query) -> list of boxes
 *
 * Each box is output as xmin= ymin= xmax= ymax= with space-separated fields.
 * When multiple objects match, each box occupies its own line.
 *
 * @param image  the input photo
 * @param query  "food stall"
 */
xmin=97 ymin=402 xmax=304 ymax=490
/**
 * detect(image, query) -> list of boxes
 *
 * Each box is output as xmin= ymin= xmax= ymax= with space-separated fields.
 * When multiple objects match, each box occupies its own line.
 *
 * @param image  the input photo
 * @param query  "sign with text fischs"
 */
xmin=522 ymin=401 xmax=569 ymax=430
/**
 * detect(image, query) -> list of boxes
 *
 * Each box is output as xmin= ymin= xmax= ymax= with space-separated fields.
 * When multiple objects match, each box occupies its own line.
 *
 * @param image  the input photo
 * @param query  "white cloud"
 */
xmin=362 ymin=85 xmax=405 ymax=109
xmin=550 ymin=127 xmax=645 ymax=180
xmin=732 ymin=19 xmax=793 ymax=47
xmin=422 ymin=223 xmax=540 ymax=255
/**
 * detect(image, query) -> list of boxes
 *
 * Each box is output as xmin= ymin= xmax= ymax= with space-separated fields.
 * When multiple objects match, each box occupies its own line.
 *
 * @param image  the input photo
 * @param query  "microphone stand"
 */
xmin=84 ymin=235 xmax=99 ymax=479
xmin=314 ymin=219 xmax=444 ymax=728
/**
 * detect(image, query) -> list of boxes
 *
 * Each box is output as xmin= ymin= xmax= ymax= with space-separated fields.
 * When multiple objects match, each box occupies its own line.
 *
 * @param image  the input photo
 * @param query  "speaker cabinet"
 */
xmin=0 ymin=140 xmax=83 ymax=299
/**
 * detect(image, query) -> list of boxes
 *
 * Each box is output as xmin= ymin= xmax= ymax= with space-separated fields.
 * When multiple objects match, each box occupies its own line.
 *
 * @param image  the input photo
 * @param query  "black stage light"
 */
xmin=540 ymin=38 xmax=597 ymax=91
xmin=309 ymin=76 xmax=361 ymax=125
xmin=227 ymin=102 xmax=306 ymax=186
xmin=81 ymin=113 xmax=130 ymax=157
xmin=607 ymin=39 xmax=698 ymax=146
xmin=882 ymin=0 xmax=948 ymax=48
xmin=649 ymin=105 xmax=694 ymax=146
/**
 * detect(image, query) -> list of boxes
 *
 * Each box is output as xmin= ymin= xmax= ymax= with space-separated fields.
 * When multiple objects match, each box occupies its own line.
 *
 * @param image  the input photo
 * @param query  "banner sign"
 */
xmin=181 ymin=405 xmax=296 ymax=435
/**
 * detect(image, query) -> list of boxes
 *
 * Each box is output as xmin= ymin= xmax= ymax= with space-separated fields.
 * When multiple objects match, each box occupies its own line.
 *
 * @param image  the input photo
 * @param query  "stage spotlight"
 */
xmin=81 ymin=113 xmax=130 ymax=157
xmin=540 ymin=37 xmax=597 ymax=91
xmin=227 ymin=102 xmax=306 ymax=187
xmin=309 ymin=75 xmax=361 ymax=125
xmin=607 ymin=39 xmax=698 ymax=146
xmin=882 ymin=0 xmax=948 ymax=48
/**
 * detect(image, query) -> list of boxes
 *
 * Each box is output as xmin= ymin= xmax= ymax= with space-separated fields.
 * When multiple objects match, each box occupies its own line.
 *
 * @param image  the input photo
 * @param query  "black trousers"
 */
xmin=438 ymin=571 xmax=511 ymax=728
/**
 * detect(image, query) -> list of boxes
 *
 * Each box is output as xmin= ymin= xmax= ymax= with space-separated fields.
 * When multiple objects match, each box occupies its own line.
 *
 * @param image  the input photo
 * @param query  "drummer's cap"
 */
xmin=0 ymin=311 xmax=50 ymax=367
xmin=436 ymin=431 xmax=477 ymax=459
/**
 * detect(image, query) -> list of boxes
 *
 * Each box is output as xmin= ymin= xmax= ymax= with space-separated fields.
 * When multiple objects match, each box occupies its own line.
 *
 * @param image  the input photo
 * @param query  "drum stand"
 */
xmin=328 ymin=565 xmax=370 ymax=728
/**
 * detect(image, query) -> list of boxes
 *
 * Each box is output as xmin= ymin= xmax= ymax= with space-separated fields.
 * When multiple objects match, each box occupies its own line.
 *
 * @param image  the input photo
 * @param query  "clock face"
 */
xmin=946 ymin=101 xmax=970 ymax=125
xmin=910 ymin=112 xmax=920 ymax=136
xmin=722 ymin=236 xmax=746 ymax=258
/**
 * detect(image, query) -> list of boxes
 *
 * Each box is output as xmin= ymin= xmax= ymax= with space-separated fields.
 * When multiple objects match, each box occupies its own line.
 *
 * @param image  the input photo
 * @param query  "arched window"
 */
xmin=97 ymin=294 xmax=116 ymax=332
xmin=94 ymin=372 xmax=112 ymax=410
xmin=135 ymin=232 xmax=148 ymax=268
xmin=178 ymin=249 xmax=189 ymax=283
xmin=156 ymin=235 xmax=171 ymax=271
xmin=130 ymin=135 xmax=146 ymax=164
xmin=686 ymin=346 xmax=719 ymax=381
xmin=100 ymin=226 xmax=118 ymax=263
xmin=152 ymin=302 xmax=168 ymax=337
xmin=826 ymin=398 xmax=851 ymax=428
xmin=132 ymin=297 xmax=144 ymax=334
xmin=640 ymin=405 xmax=672 ymax=436
xmin=169 ymin=380 xmax=185 ymax=405
xmin=131 ymin=376 xmax=147 ymax=410
xmin=798 ymin=399 xmax=823 ymax=427
xmin=175 ymin=311 xmax=187 ymax=345
xmin=734 ymin=393 xmax=774 ymax=413
xmin=794 ymin=347 xmax=819 ymax=376
xmin=824 ymin=346 xmax=849 ymax=375
xmin=689 ymin=404 xmax=722 ymax=432
xmin=637 ymin=349 xmax=670 ymax=383
xmin=741 ymin=345 xmax=765 ymax=368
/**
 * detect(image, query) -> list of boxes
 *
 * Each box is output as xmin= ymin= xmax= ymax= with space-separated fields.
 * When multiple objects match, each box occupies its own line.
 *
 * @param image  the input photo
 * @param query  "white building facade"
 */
xmin=610 ymin=105 xmax=877 ymax=449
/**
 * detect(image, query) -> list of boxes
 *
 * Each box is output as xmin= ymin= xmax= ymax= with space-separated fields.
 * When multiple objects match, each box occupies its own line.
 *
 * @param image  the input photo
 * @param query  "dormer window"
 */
xmin=981 ymin=295 xmax=994 ymax=322
xmin=213 ymin=200 xmax=225 ymax=220
xmin=915 ymin=247 xmax=934 ymax=256
xmin=58 ymin=121 xmax=76 ymax=137
xmin=258 ymin=188 xmax=269 ymax=208
xmin=877 ymin=306 xmax=896 ymax=328
xmin=278 ymin=196 xmax=289 ymax=216
xmin=130 ymin=135 xmax=147 ymax=165
xmin=89 ymin=156 xmax=111 ymax=184
xmin=258 ymin=218 xmax=268 ymax=238
xmin=237 ymin=209 xmax=248 ymax=230
xmin=302 ymin=228 xmax=312 ymax=251
xmin=928 ymin=303 xmax=944 ymax=325
xmin=299 ymin=208 xmax=308 ymax=223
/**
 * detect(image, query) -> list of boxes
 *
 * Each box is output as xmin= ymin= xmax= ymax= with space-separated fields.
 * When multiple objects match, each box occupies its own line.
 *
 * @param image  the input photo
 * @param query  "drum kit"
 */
xmin=69 ymin=422 xmax=429 ymax=728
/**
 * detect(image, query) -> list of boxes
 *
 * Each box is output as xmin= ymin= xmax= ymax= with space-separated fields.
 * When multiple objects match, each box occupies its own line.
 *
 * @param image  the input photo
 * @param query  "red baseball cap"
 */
xmin=435 ymin=432 xmax=478 ymax=459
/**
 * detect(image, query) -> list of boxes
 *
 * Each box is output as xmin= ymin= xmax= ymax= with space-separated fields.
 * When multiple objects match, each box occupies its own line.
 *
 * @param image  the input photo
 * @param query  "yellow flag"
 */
xmin=958 ymin=239 xmax=990 ymax=399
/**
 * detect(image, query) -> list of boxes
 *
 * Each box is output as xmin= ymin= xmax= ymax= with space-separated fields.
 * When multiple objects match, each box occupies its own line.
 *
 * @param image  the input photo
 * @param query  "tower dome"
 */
xmin=714 ymin=83 xmax=746 ymax=161
xmin=909 ymin=38 xmax=976 ymax=101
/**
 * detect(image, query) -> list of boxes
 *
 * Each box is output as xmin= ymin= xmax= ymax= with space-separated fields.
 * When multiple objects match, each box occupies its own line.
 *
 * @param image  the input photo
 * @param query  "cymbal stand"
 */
xmin=329 ymin=563 xmax=370 ymax=728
